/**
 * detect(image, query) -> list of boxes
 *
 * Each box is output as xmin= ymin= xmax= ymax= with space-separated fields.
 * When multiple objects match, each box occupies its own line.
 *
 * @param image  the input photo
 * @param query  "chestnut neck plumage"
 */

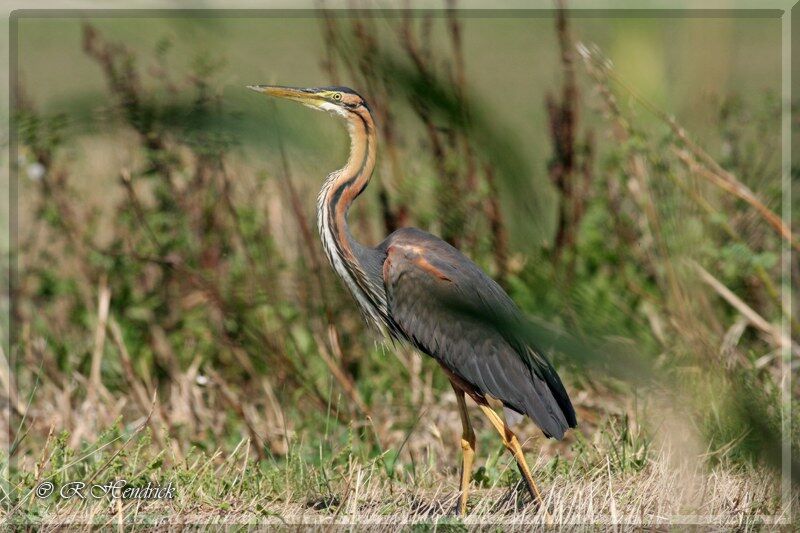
xmin=316 ymin=104 xmax=389 ymax=333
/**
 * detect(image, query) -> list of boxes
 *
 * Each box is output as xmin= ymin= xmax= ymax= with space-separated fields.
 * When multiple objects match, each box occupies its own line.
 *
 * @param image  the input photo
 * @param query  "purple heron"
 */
xmin=248 ymin=85 xmax=577 ymax=516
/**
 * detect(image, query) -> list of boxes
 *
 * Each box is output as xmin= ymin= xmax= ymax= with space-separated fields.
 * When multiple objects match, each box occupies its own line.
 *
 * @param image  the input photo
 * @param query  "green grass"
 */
xmin=7 ymin=410 xmax=788 ymax=527
xmin=6 ymin=12 xmax=797 ymax=528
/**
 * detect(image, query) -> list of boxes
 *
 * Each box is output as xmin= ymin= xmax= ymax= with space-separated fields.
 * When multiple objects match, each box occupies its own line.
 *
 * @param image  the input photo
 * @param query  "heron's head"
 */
xmin=247 ymin=85 xmax=370 ymax=118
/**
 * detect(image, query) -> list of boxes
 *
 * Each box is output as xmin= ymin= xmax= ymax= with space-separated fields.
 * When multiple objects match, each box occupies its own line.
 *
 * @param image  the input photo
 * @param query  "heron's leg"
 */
xmin=451 ymin=382 xmax=476 ymax=515
xmin=477 ymin=404 xmax=552 ymax=523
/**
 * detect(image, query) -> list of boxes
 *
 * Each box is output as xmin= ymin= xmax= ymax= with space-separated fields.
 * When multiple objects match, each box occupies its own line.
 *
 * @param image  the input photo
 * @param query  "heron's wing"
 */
xmin=380 ymin=228 xmax=576 ymax=439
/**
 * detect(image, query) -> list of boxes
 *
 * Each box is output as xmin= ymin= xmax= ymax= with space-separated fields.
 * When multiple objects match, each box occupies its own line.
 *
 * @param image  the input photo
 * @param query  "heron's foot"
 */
xmin=490 ymin=480 xmax=527 ymax=514
xmin=449 ymin=495 xmax=469 ymax=517
xmin=517 ymin=476 xmax=554 ymax=525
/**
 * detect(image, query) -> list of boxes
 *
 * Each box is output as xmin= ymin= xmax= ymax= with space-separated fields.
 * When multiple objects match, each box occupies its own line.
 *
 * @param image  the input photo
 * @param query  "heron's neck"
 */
xmin=317 ymin=107 xmax=377 ymax=267
xmin=317 ymin=106 xmax=392 ymax=335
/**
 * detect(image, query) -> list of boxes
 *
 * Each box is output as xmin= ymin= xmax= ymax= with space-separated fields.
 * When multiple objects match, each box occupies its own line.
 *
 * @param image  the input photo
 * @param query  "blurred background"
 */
xmin=6 ymin=5 xmax=797 ymax=524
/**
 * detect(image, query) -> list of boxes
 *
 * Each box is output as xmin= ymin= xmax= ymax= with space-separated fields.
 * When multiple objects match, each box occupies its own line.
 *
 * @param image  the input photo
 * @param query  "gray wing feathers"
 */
xmin=381 ymin=228 xmax=576 ymax=439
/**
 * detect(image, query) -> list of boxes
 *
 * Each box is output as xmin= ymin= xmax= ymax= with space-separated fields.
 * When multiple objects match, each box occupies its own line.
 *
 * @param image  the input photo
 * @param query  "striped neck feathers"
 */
xmin=317 ymin=105 xmax=388 ymax=329
xmin=317 ymin=105 xmax=376 ymax=258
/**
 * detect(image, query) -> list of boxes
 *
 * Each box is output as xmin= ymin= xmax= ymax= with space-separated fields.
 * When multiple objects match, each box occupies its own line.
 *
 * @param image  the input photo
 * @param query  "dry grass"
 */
xmin=4 ymin=352 xmax=792 ymax=528
xmin=7 ymin=431 xmax=789 ymax=528
xmin=7 ymin=7 xmax=797 ymax=529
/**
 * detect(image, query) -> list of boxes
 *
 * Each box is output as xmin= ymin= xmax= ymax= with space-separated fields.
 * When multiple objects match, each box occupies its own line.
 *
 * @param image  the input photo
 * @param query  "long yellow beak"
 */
xmin=247 ymin=85 xmax=321 ymax=105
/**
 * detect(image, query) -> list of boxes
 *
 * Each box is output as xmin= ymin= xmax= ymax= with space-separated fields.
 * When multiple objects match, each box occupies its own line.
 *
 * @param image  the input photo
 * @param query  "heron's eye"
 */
xmin=332 ymin=92 xmax=342 ymax=101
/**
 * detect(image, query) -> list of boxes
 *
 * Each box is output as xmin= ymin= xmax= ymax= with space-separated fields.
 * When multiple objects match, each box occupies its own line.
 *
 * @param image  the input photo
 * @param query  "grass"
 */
xmin=7 ymin=401 xmax=788 ymax=528
xmin=5 ymin=8 xmax=798 ymax=528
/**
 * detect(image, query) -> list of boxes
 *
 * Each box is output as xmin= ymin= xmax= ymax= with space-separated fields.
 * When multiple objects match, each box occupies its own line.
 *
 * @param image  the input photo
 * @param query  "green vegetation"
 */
xmin=5 ymin=9 xmax=797 ymax=527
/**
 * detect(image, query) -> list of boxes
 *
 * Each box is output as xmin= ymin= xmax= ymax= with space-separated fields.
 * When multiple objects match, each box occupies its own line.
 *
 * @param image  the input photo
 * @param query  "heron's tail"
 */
xmin=514 ymin=345 xmax=577 ymax=439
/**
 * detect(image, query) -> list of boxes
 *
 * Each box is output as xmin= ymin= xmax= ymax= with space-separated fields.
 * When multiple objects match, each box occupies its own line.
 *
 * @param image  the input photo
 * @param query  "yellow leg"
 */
xmin=477 ymin=404 xmax=553 ymax=524
xmin=452 ymin=382 xmax=476 ymax=516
